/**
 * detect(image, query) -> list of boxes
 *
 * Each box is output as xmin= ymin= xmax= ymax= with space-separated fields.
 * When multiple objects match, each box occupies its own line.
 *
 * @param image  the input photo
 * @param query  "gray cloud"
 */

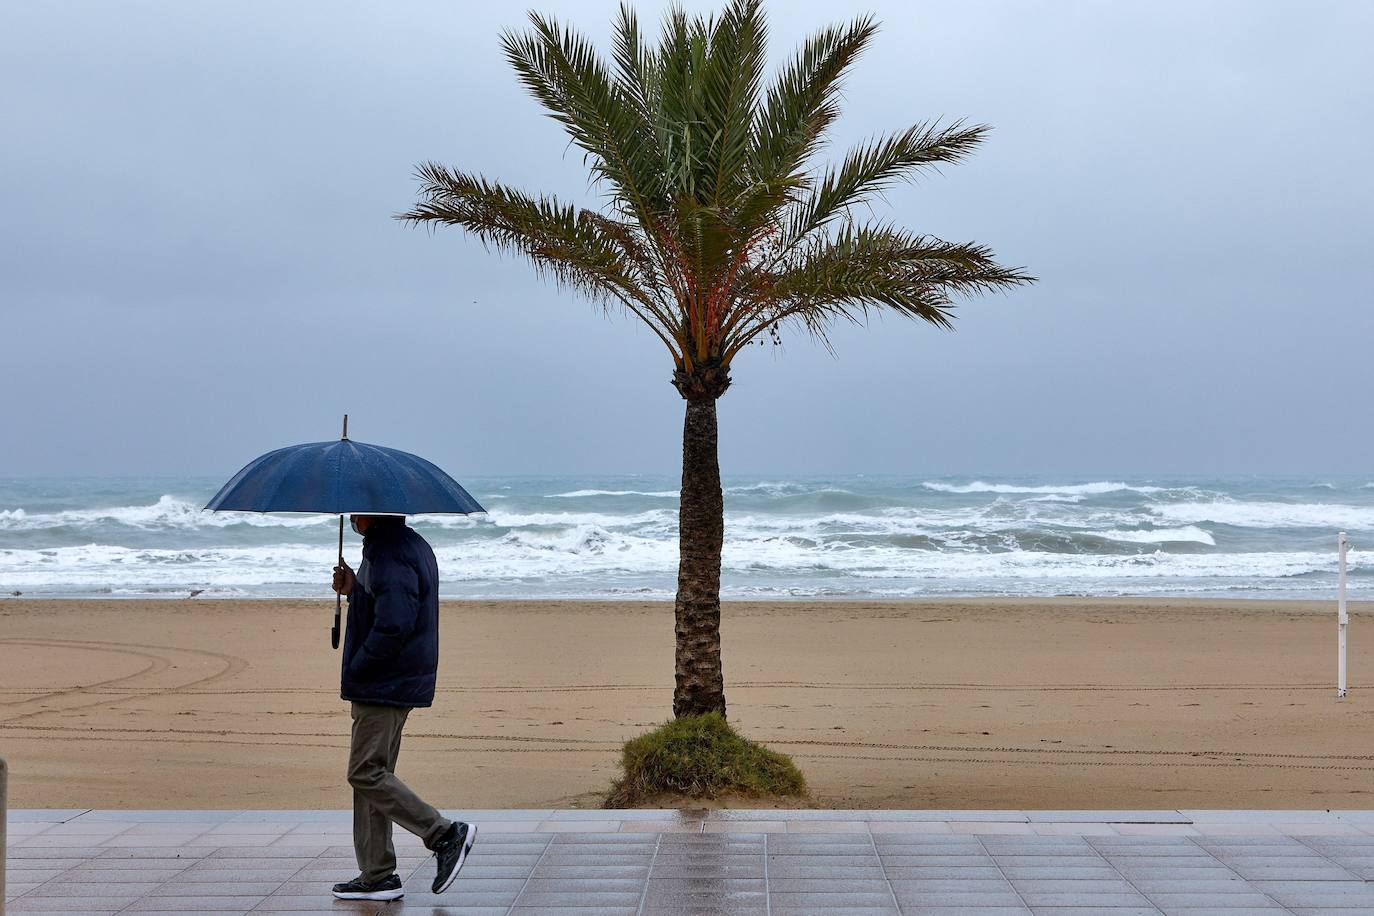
xmin=3 ymin=0 xmax=1371 ymax=478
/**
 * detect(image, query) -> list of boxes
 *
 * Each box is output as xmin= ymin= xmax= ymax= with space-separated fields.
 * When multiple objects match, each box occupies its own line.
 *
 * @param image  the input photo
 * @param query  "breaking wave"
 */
xmin=3 ymin=475 xmax=1372 ymax=598
xmin=923 ymin=480 xmax=1169 ymax=495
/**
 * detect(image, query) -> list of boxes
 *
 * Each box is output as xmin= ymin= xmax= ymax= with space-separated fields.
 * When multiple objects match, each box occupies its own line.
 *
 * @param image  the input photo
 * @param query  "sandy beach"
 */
xmin=1 ymin=597 xmax=1371 ymax=810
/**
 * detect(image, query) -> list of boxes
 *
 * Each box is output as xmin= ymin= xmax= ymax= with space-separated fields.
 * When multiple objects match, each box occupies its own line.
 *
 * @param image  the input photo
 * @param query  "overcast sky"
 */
xmin=3 ymin=0 xmax=1371 ymax=479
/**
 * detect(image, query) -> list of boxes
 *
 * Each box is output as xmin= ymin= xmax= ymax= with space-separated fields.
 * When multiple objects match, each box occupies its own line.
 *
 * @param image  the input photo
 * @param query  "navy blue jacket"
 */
xmin=341 ymin=517 xmax=441 ymax=708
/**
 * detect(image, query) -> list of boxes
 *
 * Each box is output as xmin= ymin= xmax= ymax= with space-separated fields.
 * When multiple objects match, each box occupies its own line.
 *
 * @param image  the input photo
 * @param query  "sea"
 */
xmin=1 ymin=476 xmax=1372 ymax=601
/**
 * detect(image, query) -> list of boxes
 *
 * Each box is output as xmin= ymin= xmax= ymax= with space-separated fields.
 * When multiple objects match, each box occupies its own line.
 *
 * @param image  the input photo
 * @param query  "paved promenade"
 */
xmin=7 ymin=809 xmax=1374 ymax=914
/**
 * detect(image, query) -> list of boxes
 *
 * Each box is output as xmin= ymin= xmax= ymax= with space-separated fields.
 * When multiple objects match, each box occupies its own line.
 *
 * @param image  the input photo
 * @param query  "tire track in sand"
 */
xmin=0 ymin=637 xmax=249 ymax=725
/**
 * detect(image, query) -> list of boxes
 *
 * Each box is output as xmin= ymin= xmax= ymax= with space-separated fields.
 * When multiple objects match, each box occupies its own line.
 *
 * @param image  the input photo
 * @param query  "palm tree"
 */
xmin=402 ymin=0 xmax=1031 ymax=719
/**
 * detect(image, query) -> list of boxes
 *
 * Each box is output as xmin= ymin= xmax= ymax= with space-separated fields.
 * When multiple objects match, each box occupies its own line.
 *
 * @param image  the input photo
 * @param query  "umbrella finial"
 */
xmin=341 ymin=414 xmax=349 ymax=440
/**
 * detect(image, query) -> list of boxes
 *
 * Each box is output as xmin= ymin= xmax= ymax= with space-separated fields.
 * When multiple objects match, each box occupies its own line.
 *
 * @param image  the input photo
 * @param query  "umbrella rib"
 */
xmin=371 ymin=444 xmax=410 ymax=514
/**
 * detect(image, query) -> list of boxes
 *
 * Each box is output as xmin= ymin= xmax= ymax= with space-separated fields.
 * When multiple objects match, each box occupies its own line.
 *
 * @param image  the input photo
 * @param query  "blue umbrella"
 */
xmin=205 ymin=416 xmax=484 ymax=647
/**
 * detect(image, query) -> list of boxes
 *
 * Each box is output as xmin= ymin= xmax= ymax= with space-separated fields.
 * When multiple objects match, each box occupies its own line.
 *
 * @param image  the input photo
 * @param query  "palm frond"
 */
xmin=501 ymin=13 xmax=664 ymax=220
xmin=408 ymin=3 xmax=1033 ymax=376
xmin=783 ymin=121 xmax=988 ymax=247
xmin=725 ymin=225 xmax=1033 ymax=359
xmin=750 ymin=14 xmax=878 ymax=187
xmin=400 ymin=163 xmax=681 ymax=353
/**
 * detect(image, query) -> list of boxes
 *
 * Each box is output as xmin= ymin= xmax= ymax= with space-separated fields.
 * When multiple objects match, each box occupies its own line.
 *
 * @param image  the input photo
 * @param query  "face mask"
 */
xmin=350 ymin=518 xmax=363 ymax=536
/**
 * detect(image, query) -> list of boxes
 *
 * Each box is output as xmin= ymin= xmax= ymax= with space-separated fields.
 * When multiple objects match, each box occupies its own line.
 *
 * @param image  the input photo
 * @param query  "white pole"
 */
xmin=1338 ymin=531 xmax=1349 ymax=699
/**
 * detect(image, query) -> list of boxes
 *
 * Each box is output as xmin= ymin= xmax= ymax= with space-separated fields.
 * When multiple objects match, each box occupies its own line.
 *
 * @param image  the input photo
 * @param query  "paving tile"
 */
xmin=7 ymin=866 xmax=71 ymax=881
xmin=1109 ymin=863 xmax=1243 ymax=881
xmin=993 ymin=856 xmax=1114 ymax=869
xmin=1193 ymin=824 xmax=1282 ymax=836
xmin=768 ymin=853 xmax=880 ymax=866
xmin=786 ymin=820 xmax=872 ymax=833
xmin=1182 ymin=811 xmax=1341 ymax=823
xmin=889 ymin=888 xmax=1027 ymax=906
xmin=658 ymin=834 xmax=762 ymax=846
xmin=882 ymin=865 xmax=1005 ymax=880
xmin=868 ymin=822 xmax=953 ymax=834
xmin=998 ymin=865 xmax=1121 ymax=880
xmin=901 ymin=909 xmax=1030 ymax=916
xmin=770 ymin=892 xmax=900 ymax=908
xmin=27 ymin=882 xmax=163 ymax=897
xmin=194 ymin=856 xmax=316 ymax=869
xmin=534 ymin=864 xmax=650 ymax=878
xmin=1094 ymin=848 xmax=1215 ymax=860
xmin=169 ymin=867 xmax=303 ymax=882
xmin=1031 ymin=823 xmax=1120 ymax=836
xmin=1011 ymin=879 xmax=1141 ymax=894
xmin=469 ymin=821 xmax=544 ymax=833
xmin=1024 ymin=810 xmax=1188 ymax=824
xmin=392 ymin=907 xmax=507 ymax=915
xmin=54 ymin=866 xmax=194 ymax=882
xmin=770 ymin=908 xmax=899 ymax=916
xmin=122 ymin=896 xmax=266 ymax=911
xmin=536 ymin=821 xmax=622 ymax=833
xmin=147 ymin=881 xmax=285 ymax=896
xmin=77 ymin=811 xmax=239 ymax=824
xmin=702 ymin=820 xmax=788 ymax=832
xmin=1025 ymin=909 xmax=1158 ymax=916
xmin=983 ymin=840 xmax=1092 ymax=855
xmin=889 ymin=878 xmax=1015 ymax=893
xmin=618 ymin=820 xmax=702 ymax=833
xmin=949 ymin=822 xmax=1035 ymax=834
xmin=7 ymin=899 xmax=140 ymax=913
xmin=1015 ymin=891 xmax=1153 ymax=907
xmin=769 ymin=838 xmax=874 ymax=853
xmin=18 ymin=835 xmax=125 ymax=848
xmin=97 ymin=846 xmax=220 ymax=859
xmin=766 ymin=864 xmax=887 ymax=879
xmin=1112 ymin=824 xmax=1202 ymax=836
xmin=548 ymin=834 xmax=655 ymax=846
xmin=873 ymin=835 xmax=983 ymax=847
xmin=1227 ymin=863 xmax=1359 ymax=881
xmin=649 ymin=863 xmax=762 ymax=879
xmin=513 ymin=891 xmax=646 ymax=906
xmin=6 ymin=810 xmax=91 ymax=823
xmin=768 ymin=878 xmax=895 ymax=893
xmin=1144 ymin=891 xmax=1287 ymax=909
xmin=1129 ymin=877 xmax=1253 ymax=893
xmin=1278 ymin=823 xmax=1366 ymax=836
xmin=1252 ymin=879 xmax=1374 ymax=906
xmin=879 ymin=854 xmax=995 ymax=867
xmin=249 ymin=899 xmax=388 ymax=912
xmin=514 ymin=879 xmax=645 ymax=899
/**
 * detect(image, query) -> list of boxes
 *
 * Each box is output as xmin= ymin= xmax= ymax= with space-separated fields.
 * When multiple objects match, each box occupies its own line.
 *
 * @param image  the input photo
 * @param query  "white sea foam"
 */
xmin=1151 ymin=501 xmax=1374 ymax=530
xmin=7 ymin=476 xmax=1374 ymax=599
xmin=923 ymin=480 xmax=1167 ymax=495
xmin=1097 ymin=526 xmax=1216 ymax=546
xmin=0 ymin=496 xmax=329 ymax=531
xmin=546 ymin=489 xmax=679 ymax=499
xmin=3 ymin=540 xmax=1369 ymax=597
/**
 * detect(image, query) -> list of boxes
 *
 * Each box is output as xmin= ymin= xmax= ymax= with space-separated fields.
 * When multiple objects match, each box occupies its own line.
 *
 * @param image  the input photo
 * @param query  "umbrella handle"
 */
xmin=332 ymin=515 xmax=343 ymax=650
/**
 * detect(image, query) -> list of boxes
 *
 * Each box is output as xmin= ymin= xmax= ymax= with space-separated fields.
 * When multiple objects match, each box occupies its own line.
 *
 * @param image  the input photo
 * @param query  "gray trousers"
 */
xmin=348 ymin=701 xmax=452 ymax=882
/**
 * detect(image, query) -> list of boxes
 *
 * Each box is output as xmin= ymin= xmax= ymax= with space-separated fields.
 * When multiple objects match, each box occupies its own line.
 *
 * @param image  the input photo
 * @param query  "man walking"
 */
xmin=329 ymin=513 xmax=475 ymax=901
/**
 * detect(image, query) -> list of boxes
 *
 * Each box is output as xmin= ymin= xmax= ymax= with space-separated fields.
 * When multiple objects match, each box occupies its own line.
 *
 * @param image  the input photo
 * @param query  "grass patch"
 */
xmin=604 ymin=712 xmax=807 ymax=808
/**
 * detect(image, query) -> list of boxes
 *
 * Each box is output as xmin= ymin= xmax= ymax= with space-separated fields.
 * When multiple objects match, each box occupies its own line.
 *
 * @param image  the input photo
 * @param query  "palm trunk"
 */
xmin=673 ymin=395 xmax=727 ymax=718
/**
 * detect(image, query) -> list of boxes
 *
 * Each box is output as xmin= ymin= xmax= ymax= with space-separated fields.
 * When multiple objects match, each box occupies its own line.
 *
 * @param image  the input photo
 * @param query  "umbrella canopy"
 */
xmin=205 ymin=438 xmax=484 ymax=516
xmin=205 ymin=423 xmax=483 ymax=650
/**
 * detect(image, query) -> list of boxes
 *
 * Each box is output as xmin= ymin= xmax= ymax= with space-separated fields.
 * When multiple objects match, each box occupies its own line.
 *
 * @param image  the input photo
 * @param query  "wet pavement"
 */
xmin=7 ymin=809 xmax=1374 ymax=914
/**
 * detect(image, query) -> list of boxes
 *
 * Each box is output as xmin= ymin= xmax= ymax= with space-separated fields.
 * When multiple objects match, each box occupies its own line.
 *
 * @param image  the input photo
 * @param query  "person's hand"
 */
xmin=332 ymin=561 xmax=356 ymax=595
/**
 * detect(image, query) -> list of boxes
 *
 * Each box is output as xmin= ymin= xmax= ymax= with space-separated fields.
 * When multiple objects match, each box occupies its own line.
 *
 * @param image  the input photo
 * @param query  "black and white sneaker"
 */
xmin=431 ymin=821 xmax=477 ymax=893
xmin=331 ymin=874 xmax=404 ymax=900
